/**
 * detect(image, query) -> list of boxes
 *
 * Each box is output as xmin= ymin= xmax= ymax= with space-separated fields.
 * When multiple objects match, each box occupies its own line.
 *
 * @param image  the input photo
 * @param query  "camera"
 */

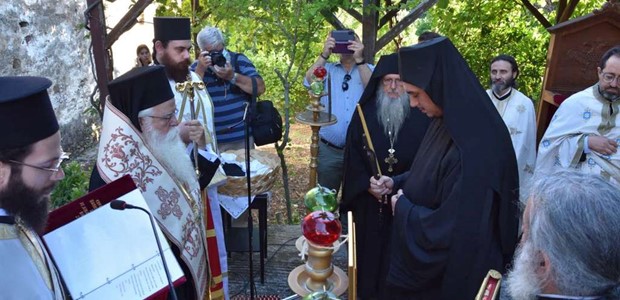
xmin=207 ymin=51 xmax=227 ymax=68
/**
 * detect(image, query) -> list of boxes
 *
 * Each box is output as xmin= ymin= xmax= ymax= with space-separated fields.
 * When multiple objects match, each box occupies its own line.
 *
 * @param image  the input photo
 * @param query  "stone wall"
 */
xmin=0 ymin=0 xmax=99 ymax=155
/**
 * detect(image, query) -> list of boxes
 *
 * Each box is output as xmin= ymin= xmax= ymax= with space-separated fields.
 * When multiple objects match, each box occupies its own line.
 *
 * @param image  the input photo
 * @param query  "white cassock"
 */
xmin=169 ymin=71 xmax=230 ymax=299
xmin=487 ymin=88 xmax=537 ymax=203
xmin=536 ymin=85 xmax=620 ymax=184
xmin=0 ymin=209 xmax=65 ymax=300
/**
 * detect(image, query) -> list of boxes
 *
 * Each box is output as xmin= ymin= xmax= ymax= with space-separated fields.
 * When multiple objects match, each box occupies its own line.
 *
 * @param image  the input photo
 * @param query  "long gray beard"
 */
xmin=376 ymin=88 xmax=410 ymax=143
xmin=504 ymin=241 xmax=543 ymax=300
xmin=143 ymin=126 xmax=199 ymax=192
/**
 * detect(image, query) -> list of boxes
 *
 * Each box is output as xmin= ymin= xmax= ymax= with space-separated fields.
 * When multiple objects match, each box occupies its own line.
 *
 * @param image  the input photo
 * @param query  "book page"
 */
xmin=43 ymin=189 xmax=184 ymax=299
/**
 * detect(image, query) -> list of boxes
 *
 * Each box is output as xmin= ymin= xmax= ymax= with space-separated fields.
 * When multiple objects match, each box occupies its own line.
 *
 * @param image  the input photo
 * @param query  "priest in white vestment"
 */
xmin=152 ymin=17 xmax=229 ymax=299
xmin=0 ymin=76 xmax=66 ymax=299
xmin=487 ymin=54 xmax=537 ymax=203
xmin=536 ymin=46 xmax=620 ymax=183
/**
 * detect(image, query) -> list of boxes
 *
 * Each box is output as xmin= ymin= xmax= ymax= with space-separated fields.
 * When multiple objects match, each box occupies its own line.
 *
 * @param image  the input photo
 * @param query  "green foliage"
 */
xmin=50 ymin=162 xmax=91 ymax=209
xmin=427 ymin=0 xmax=607 ymax=103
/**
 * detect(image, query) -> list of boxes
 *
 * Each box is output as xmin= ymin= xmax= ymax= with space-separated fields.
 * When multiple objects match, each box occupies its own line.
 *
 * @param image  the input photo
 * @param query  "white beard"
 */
xmin=505 ymin=241 xmax=543 ymax=300
xmin=143 ymin=126 xmax=200 ymax=192
xmin=376 ymin=87 xmax=410 ymax=143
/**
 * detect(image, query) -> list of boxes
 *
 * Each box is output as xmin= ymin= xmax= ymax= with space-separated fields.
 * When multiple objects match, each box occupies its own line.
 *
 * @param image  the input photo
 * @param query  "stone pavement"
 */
xmin=226 ymin=225 xmax=349 ymax=300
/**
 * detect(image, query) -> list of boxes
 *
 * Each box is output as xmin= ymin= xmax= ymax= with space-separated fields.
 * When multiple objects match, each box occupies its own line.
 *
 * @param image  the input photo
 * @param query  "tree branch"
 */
xmin=376 ymin=0 xmax=438 ymax=51
xmin=378 ymin=0 xmax=407 ymax=28
xmin=105 ymin=0 xmax=154 ymax=49
xmin=519 ymin=0 xmax=552 ymax=28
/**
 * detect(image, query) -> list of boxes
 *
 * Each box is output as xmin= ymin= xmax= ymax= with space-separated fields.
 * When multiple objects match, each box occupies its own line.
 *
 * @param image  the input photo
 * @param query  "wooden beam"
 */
xmin=379 ymin=0 xmax=407 ymax=28
xmin=520 ymin=0 xmax=552 ymax=28
xmin=556 ymin=0 xmax=567 ymax=24
xmin=85 ymin=0 xmax=111 ymax=112
xmin=343 ymin=7 xmax=363 ymax=22
xmin=105 ymin=0 xmax=154 ymax=49
xmin=559 ymin=0 xmax=580 ymax=23
xmin=362 ymin=0 xmax=379 ymax=63
xmin=319 ymin=9 xmax=346 ymax=29
xmin=376 ymin=0 xmax=438 ymax=51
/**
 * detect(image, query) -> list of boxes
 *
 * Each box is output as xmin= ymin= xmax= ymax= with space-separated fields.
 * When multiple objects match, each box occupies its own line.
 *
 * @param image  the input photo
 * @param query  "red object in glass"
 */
xmin=313 ymin=66 xmax=327 ymax=79
xmin=301 ymin=211 xmax=342 ymax=246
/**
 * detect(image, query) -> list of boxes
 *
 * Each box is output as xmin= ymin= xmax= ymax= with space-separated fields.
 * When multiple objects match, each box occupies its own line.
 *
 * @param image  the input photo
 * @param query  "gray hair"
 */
xmin=196 ymin=26 xmax=226 ymax=50
xmin=526 ymin=171 xmax=620 ymax=298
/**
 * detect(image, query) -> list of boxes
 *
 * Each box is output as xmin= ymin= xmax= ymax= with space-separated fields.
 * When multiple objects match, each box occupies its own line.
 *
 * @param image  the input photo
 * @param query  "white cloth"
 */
xmin=0 ymin=220 xmax=64 ymax=299
xmin=536 ymin=85 xmax=620 ymax=184
xmin=171 ymin=72 xmax=229 ymax=299
xmin=487 ymin=89 xmax=537 ymax=202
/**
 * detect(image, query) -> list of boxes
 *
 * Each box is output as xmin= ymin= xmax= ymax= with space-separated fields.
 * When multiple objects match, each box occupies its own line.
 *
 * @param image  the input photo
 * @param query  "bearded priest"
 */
xmin=89 ymin=65 xmax=221 ymax=299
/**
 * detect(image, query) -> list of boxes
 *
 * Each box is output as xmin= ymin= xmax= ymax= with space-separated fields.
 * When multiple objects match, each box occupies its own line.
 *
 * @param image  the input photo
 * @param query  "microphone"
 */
xmin=110 ymin=200 xmax=178 ymax=300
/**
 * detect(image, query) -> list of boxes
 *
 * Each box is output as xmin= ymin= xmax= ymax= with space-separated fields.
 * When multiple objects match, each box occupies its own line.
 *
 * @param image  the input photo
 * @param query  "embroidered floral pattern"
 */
xmin=182 ymin=216 xmax=200 ymax=259
xmin=156 ymin=186 xmax=182 ymax=220
xmin=542 ymin=139 xmax=551 ymax=147
xmin=516 ymin=104 xmax=526 ymax=113
xmin=101 ymin=127 xmax=162 ymax=192
xmin=583 ymin=109 xmax=592 ymax=120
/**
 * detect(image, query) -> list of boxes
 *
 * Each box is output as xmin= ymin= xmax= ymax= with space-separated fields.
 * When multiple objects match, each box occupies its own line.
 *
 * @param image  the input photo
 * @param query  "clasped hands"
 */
xmin=369 ymin=175 xmax=403 ymax=213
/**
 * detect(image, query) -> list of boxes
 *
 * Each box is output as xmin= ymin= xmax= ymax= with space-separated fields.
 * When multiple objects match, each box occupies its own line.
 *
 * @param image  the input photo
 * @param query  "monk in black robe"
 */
xmin=340 ymin=53 xmax=430 ymax=299
xmin=370 ymin=37 xmax=520 ymax=299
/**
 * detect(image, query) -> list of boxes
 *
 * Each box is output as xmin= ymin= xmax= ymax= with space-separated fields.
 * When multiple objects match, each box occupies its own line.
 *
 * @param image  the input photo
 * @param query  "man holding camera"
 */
xmin=304 ymin=30 xmax=373 ymax=193
xmin=192 ymin=26 xmax=266 ymax=152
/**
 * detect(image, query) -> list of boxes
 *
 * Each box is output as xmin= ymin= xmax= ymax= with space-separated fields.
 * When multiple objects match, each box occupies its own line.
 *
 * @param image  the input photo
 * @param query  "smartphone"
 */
xmin=331 ymin=30 xmax=355 ymax=54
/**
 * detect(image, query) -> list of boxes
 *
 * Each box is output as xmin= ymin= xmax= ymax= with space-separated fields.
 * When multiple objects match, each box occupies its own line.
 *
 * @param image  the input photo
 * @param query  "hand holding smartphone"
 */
xmin=331 ymin=30 xmax=355 ymax=54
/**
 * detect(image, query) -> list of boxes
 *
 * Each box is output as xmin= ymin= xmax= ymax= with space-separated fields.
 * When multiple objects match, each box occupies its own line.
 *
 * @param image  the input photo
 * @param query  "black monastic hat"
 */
xmin=107 ymin=65 xmax=174 ymax=130
xmin=0 ymin=77 xmax=58 ymax=148
xmin=153 ymin=17 xmax=191 ymax=41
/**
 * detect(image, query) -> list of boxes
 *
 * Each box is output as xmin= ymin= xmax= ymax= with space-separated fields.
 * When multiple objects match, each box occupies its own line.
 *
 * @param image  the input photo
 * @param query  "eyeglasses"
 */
xmin=601 ymin=72 xmax=620 ymax=85
xmin=342 ymin=74 xmax=351 ymax=91
xmin=8 ymin=152 xmax=70 ymax=173
xmin=383 ymin=78 xmax=402 ymax=86
xmin=142 ymin=109 xmax=178 ymax=125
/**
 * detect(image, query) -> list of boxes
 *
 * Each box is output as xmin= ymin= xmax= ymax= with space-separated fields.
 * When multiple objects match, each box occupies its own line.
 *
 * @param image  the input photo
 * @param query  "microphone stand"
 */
xmin=110 ymin=200 xmax=177 ymax=300
xmin=242 ymin=99 xmax=256 ymax=299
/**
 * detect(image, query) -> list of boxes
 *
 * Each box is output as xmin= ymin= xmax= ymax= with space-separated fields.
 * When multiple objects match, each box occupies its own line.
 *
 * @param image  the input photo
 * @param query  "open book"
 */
xmin=43 ymin=175 xmax=185 ymax=299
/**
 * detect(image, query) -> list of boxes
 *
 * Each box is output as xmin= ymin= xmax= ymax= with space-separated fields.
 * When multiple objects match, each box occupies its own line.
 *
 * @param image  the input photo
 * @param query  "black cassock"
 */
xmin=386 ymin=37 xmax=519 ymax=299
xmin=340 ymin=96 xmax=429 ymax=298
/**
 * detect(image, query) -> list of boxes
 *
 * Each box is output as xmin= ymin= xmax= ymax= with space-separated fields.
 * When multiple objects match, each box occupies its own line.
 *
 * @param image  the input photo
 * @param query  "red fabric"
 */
xmin=204 ymin=193 xmax=223 ymax=297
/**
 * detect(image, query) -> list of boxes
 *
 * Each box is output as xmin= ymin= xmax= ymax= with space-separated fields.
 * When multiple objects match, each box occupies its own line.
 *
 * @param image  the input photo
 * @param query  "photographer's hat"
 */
xmin=153 ymin=17 xmax=191 ymax=41
xmin=0 ymin=76 xmax=59 ymax=148
xmin=107 ymin=65 xmax=174 ymax=131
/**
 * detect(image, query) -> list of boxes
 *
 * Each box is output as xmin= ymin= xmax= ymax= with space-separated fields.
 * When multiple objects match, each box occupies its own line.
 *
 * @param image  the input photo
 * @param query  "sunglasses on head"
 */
xmin=342 ymin=74 xmax=352 ymax=91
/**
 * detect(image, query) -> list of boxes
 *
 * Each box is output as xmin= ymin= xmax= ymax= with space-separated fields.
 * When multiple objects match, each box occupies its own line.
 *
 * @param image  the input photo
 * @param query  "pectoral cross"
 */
xmin=385 ymin=148 xmax=398 ymax=173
